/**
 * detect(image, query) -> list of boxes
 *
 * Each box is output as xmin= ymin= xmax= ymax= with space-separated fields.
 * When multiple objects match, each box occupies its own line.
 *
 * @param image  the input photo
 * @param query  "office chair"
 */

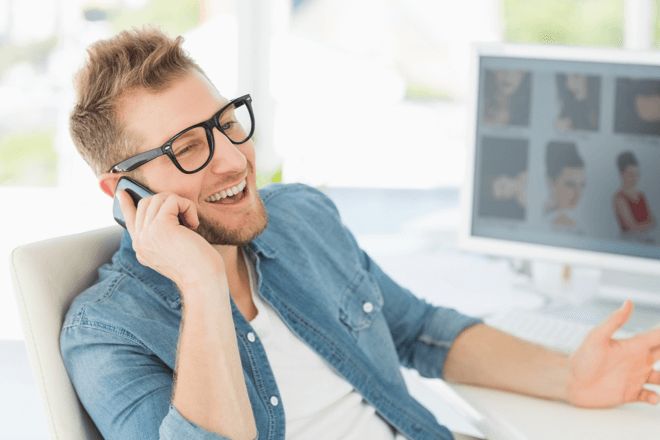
xmin=10 ymin=226 xmax=124 ymax=440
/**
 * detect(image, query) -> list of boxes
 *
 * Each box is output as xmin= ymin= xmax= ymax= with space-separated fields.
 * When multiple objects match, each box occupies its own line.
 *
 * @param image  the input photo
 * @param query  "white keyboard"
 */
xmin=485 ymin=309 xmax=633 ymax=354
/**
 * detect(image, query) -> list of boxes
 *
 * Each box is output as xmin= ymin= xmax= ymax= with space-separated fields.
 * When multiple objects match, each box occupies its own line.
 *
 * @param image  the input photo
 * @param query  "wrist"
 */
xmin=174 ymin=256 xmax=226 ymax=289
xmin=177 ymin=270 xmax=229 ymax=307
xmin=552 ymin=353 xmax=571 ymax=403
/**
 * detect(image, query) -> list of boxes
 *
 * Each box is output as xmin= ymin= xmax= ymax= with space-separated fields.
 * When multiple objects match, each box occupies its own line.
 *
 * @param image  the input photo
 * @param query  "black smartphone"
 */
xmin=113 ymin=177 xmax=155 ymax=229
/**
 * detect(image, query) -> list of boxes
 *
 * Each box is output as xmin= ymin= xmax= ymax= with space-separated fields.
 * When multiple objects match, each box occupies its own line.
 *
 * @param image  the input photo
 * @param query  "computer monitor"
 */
xmin=460 ymin=44 xmax=660 ymax=283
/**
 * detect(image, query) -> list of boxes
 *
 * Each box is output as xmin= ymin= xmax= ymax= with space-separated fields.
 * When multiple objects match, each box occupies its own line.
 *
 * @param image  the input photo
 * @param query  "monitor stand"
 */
xmin=529 ymin=261 xmax=601 ymax=306
xmin=529 ymin=261 xmax=660 ymax=333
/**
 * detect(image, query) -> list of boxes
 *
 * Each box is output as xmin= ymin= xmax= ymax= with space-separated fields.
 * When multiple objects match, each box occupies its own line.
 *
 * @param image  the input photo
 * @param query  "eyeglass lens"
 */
xmin=171 ymin=101 xmax=253 ymax=172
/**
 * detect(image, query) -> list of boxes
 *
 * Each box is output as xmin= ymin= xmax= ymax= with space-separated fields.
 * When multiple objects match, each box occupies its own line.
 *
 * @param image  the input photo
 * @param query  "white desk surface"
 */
xmin=448 ymin=382 xmax=660 ymax=440
xmin=361 ymin=233 xmax=660 ymax=440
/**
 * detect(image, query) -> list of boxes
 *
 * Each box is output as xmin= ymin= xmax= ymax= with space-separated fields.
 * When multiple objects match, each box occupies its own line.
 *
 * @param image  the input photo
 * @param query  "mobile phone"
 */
xmin=113 ymin=177 xmax=155 ymax=229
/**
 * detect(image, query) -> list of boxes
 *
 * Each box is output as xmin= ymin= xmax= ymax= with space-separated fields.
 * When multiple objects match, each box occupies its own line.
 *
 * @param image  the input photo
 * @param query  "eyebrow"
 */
xmin=174 ymin=127 xmax=204 ymax=142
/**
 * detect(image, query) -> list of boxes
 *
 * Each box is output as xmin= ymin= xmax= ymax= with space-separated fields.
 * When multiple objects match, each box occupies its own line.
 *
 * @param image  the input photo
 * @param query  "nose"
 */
xmin=208 ymin=128 xmax=247 ymax=175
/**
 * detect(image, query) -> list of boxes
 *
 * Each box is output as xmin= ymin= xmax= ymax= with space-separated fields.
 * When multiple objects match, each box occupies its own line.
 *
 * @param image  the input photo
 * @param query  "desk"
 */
xmin=340 ymin=224 xmax=660 ymax=437
xmin=446 ymin=382 xmax=660 ymax=440
xmin=382 ymin=246 xmax=660 ymax=439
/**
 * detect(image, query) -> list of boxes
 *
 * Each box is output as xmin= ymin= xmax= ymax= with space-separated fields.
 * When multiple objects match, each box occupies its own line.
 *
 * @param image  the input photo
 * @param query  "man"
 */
xmin=61 ymin=28 xmax=660 ymax=440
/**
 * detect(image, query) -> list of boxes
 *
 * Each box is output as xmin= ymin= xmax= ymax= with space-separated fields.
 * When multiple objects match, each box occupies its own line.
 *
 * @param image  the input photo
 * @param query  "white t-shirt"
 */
xmin=244 ymin=254 xmax=409 ymax=440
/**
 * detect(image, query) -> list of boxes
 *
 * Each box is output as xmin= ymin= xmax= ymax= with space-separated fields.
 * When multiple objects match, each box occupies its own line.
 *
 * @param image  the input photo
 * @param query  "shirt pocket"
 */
xmin=339 ymin=267 xmax=384 ymax=332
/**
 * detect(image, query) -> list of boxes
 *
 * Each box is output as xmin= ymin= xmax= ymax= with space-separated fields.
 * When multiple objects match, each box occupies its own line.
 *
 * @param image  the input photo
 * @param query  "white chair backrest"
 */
xmin=10 ymin=226 xmax=124 ymax=440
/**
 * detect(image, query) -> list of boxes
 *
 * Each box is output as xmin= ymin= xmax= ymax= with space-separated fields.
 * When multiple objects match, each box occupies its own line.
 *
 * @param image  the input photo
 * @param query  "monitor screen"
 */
xmin=466 ymin=46 xmax=660 ymax=270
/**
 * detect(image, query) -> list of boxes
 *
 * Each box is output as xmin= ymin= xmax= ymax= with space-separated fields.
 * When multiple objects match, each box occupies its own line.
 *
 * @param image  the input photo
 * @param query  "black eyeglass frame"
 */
xmin=109 ymin=94 xmax=254 ymax=174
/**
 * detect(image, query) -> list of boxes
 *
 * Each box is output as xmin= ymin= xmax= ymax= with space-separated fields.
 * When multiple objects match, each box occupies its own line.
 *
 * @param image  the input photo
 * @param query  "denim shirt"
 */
xmin=60 ymin=183 xmax=482 ymax=440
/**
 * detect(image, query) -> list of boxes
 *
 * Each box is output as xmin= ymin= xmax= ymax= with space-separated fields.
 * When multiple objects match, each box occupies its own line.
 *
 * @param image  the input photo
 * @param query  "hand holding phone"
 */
xmin=113 ymin=177 xmax=187 ymax=228
xmin=113 ymin=177 xmax=225 ymax=287
xmin=113 ymin=177 xmax=156 ymax=229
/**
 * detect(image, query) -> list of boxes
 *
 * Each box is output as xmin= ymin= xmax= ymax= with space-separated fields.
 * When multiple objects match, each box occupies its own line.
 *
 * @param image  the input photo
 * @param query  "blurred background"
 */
xmin=1 ymin=0 xmax=659 ymax=338
xmin=2 ymin=0 xmax=660 ymax=339
xmin=0 ymin=0 xmax=659 ymax=437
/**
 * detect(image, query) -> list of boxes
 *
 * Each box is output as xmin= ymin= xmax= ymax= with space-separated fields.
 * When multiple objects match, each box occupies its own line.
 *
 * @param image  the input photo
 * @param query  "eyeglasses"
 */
xmin=109 ymin=94 xmax=255 ymax=174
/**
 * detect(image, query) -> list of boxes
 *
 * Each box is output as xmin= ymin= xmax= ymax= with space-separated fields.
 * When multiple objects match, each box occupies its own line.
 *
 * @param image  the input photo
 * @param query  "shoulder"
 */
xmin=253 ymin=183 xmax=358 ymax=257
xmin=259 ymin=183 xmax=341 ymax=220
xmin=61 ymin=256 xmax=176 ymax=340
xmin=62 ymin=267 xmax=135 ymax=331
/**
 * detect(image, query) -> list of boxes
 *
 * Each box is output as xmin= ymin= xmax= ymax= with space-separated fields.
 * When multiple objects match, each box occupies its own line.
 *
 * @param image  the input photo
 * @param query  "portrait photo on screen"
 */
xmin=555 ymin=74 xmax=601 ymax=132
xmin=612 ymin=150 xmax=656 ymax=244
xmin=482 ymin=69 xmax=532 ymax=126
xmin=614 ymin=78 xmax=660 ymax=136
xmin=477 ymin=136 xmax=529 ymax=221
xmin=544 ymin=141 xmax=586 ymax=231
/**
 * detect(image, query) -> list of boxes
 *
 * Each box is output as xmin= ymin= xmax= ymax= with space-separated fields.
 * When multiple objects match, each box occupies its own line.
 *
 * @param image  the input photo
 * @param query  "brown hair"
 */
xmin=70 ymin=27 xmax=204 ymax=177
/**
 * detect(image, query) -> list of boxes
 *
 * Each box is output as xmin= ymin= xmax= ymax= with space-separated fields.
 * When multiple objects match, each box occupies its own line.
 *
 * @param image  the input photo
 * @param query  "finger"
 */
xmin=161 ymin=195 xmax=199 ymax=229
xmin=134 ymin=196 xmax=153 ymax=233
xmin=636 ymin=326 xmax=660 ymax=350
xmin=593 ymin=300 xmax=633 ymax=340
xmin=116 ymin=190 xmax=137 ymax=234
xmin=647 ymin=369 xmax=660 ymax=386
xmin=651 ymin=345 xmax=660 ymax=365
xmin=635 ymin=388 xmax=659 ymax=405
xmin=142 ymin=193 xmax=168 ymax=228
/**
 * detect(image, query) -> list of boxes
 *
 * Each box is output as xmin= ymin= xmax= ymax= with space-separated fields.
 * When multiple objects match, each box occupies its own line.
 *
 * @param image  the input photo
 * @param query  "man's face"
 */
xmin=118 ymin=71 xmax=268 ymax=245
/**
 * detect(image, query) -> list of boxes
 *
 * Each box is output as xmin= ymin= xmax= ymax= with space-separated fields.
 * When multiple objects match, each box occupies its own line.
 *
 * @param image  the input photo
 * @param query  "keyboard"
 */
xmin=485 ymin=309 xmax=633 ymax=354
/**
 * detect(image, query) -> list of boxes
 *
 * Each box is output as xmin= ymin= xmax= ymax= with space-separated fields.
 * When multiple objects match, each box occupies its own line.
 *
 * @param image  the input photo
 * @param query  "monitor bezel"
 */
xmin=459 ymin=43 xmax=660 ymax=276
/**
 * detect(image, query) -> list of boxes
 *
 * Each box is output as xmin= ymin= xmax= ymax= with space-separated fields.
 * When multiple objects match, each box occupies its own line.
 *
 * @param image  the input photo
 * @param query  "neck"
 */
xmin=213 ymin=243 xmax=239 ymax=270
xmin=212 ymin=243 xmax=250 ymax=304
xmin=213 ymin=244 xmax=243 ymax=287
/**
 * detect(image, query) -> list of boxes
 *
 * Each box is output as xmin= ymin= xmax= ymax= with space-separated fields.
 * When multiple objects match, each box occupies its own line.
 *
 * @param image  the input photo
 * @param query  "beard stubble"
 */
xmin=194 ymin=189 xmax=269 ymax=246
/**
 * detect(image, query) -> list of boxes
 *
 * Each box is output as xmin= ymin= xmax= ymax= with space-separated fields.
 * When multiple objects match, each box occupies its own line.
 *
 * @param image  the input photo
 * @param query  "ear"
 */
xmin=99 ymin=173 xmax=122 ymax=198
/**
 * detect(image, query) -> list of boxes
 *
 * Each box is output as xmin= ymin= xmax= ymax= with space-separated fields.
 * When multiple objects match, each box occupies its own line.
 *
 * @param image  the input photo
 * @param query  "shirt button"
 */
xmin=247 ymin=332 xmax=256 ymax=342
xmin=363 ymin=302 xmax=374 ymax=313
xmin=270 ymin=396 xmax=279 ymax=406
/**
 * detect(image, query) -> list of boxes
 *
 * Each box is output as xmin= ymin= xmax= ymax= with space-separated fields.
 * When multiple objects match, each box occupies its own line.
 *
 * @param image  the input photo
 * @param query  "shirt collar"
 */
xmin=115 ymin=227 xmax=278 ymax=309
xmin=116 ymin=230 xmax=182 ymax=309
xmin=248 ymin=232 xmax=277 ymax=259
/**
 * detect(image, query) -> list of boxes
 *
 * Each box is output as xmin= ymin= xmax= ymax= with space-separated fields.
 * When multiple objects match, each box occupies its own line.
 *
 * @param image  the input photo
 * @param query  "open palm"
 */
xmin=567 ymin=300 xmax=660 ymax=408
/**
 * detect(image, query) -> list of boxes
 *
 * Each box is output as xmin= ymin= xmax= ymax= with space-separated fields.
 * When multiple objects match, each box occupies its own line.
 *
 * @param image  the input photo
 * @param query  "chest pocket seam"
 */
xmin=338 ymin=267 xmax=384 ymax=332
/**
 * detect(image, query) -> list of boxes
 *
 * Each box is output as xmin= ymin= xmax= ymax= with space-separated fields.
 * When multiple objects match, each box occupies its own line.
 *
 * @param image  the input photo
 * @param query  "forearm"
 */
xmin=443 ymin=323 xmax=570 ymax=402
xmin=172 ymin=278 xmax=257 ymax=440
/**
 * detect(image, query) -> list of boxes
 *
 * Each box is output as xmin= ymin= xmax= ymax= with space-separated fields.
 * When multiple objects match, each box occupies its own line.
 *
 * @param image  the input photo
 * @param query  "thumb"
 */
xmin=594 ymin=300 xmax=633 ymax=339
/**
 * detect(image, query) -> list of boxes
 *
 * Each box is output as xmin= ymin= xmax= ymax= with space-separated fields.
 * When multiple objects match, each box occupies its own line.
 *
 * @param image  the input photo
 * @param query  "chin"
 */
xmin=196 ymin=199 xmax=268 ymax=246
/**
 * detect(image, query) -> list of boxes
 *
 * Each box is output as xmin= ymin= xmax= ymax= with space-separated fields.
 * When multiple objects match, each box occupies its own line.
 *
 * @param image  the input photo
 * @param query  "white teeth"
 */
xmin=205 ymin=179 xmax=247 ymax=202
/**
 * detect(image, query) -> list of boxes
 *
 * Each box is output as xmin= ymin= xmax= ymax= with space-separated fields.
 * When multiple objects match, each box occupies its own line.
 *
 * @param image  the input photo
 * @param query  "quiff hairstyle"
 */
xmin=70 ymin=27 xmax=205 ymax=177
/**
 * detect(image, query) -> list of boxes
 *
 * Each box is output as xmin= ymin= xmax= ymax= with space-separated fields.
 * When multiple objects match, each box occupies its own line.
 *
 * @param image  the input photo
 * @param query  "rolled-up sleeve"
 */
xmin=160 ymin=404 xmax=258 ymax=439
xmin=304 ymin=185 xmax=483 ymax=379
xmin=60 ymin=323 xmax=241 ymax=440
xmin=358 ymin=247 xmax=483 ymax=379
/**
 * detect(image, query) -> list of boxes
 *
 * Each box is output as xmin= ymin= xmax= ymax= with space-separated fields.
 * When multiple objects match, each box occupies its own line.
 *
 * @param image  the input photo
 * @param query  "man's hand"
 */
xmin=567 ymin=300 xmax=660 ymax=408
xmin=117 ymin=190 xmax=225 ymax=288
xmin=119 ymin=189 xmax=256 ymax=438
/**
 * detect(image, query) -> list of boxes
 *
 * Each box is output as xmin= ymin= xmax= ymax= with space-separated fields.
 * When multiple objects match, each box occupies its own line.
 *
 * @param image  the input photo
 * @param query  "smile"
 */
xmin=205 ymin=179 xmax=247 ymax=203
